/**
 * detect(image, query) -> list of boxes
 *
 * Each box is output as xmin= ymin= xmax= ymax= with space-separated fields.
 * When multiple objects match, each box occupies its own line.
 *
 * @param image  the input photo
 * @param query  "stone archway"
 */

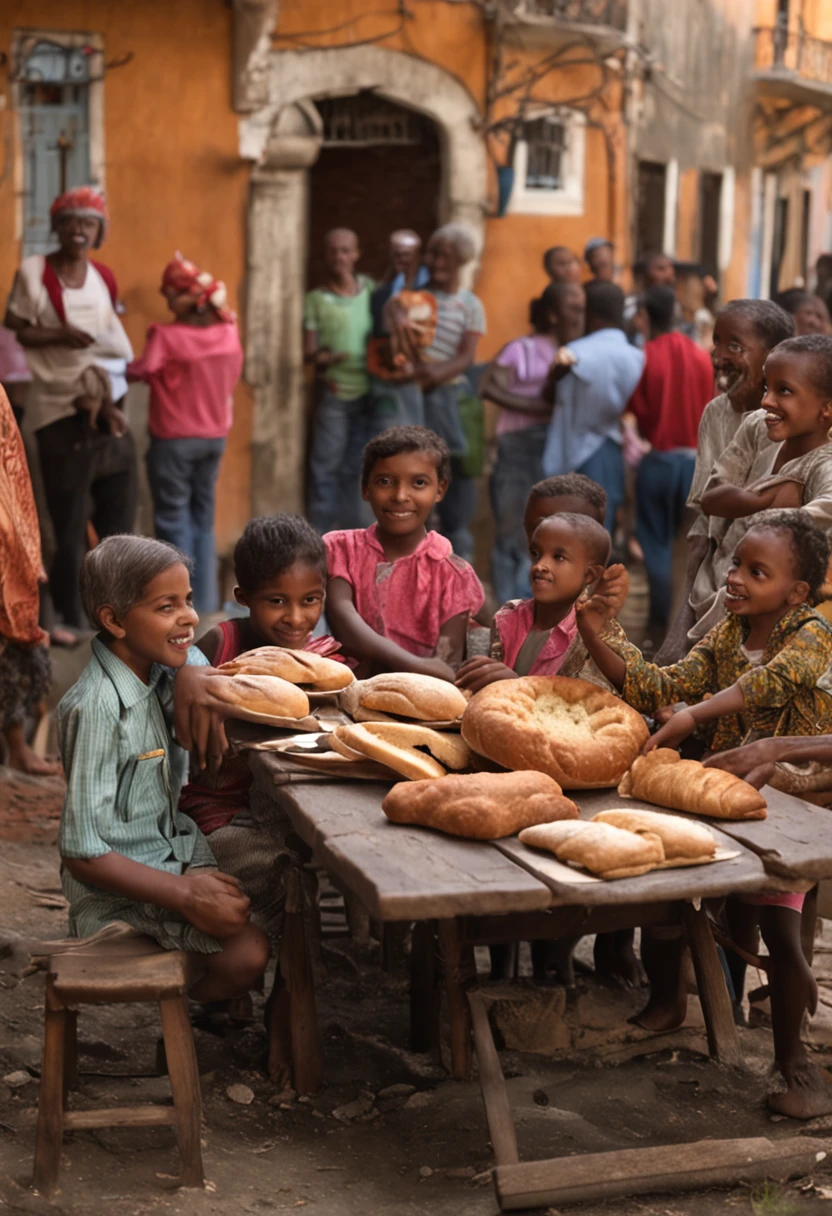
xmin=239 ymin=46 xmax=488 ymax=517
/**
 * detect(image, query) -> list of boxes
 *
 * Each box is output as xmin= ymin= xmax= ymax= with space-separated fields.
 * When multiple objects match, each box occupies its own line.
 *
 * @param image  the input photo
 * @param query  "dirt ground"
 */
xmin=4 ymin=823 xmax=832 ymax=1216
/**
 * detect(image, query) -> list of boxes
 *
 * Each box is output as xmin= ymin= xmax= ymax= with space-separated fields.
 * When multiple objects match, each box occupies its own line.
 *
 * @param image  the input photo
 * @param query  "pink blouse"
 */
xmin=494 ymin=599 xmax=578 ymax=676
xmin=325 ymin=524 xmax=484 ymax=657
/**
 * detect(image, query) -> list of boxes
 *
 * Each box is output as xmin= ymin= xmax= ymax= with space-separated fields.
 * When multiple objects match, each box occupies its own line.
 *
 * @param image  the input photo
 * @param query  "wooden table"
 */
xmin=239 ymin=739 xmax=832 ymax=1088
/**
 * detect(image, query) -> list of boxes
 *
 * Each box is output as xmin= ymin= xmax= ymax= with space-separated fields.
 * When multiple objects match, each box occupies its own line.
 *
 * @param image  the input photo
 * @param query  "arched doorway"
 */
xmin=306 ymin=93 xmax=441 ymax=285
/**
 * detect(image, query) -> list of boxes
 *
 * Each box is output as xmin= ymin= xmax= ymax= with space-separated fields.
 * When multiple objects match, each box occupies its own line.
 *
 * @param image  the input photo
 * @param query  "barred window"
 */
xmin=522 ymin=117 xmax=567 ymax=191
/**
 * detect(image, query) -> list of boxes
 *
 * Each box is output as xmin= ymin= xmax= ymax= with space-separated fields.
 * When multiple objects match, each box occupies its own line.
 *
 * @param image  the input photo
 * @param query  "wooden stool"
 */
xmin=33 ymin=934 xmax=206 ymax=1197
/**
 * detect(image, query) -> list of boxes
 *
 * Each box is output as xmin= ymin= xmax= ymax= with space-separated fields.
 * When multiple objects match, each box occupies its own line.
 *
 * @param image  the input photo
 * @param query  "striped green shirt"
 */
xmin=57 ymin=637 xmax=215 ymax=874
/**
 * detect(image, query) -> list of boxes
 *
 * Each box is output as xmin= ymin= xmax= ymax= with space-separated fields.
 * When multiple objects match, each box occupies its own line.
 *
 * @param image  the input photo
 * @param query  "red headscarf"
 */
xmin=0 ymin=388 xmax=47 ymax=648
xmin=160 ymin=251 xmax=234 ymax=322
xmin=50 ymin=187 xmax=108 ymax=248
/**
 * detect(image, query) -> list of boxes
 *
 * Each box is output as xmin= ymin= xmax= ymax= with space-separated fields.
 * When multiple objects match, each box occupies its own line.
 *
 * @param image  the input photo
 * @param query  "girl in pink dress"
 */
xmin=325 ymin=426 xmax=484 ymax=679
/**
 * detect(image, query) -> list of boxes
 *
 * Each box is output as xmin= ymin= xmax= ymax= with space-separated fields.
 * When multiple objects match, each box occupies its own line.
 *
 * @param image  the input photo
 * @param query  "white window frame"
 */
xmin=507 ymin=108 xmax=585 ymax=217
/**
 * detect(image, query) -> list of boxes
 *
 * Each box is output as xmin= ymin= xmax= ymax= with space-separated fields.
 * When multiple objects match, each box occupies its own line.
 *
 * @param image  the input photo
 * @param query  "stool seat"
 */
xmin=49 ymin=935 xmax=201 ymax=1005
xmin=33 ymin=932 xmax=204 ymax=1197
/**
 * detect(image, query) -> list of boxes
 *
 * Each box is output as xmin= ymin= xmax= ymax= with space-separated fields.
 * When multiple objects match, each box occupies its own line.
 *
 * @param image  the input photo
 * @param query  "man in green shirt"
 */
xmin=303 ymin=229 xmax=374 ymax=532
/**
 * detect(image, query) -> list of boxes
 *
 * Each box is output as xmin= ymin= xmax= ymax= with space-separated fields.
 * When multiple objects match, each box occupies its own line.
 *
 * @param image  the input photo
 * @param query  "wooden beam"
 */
xmin=682 ymin=904 xmax=743 ymax=1069
xmin=468 ymin=992 xmax=519 ymax=1168
xmin=64 ymin=1106 xmax=177 ymax=1130
xmin=461 ymin=901 xmax=679 ymax=946
xmin=495 ymin=1136 xmax=831 ymax=1210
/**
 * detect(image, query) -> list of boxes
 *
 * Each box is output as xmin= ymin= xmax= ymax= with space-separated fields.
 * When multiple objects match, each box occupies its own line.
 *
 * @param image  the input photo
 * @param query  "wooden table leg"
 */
xmin=468 ymin=991 xmax=519 ymax=1168
xmin=63 ymin=1009 xmax=78 ymax=1104
xmin=280 ymin=867 xmax=323 ymax=1095
xmin=437 ymin=918 xmax=477 ymax=1080
xmin=159 ymin=994 xmax=204 ymax=1189
xmin=33 ymin=981 xmax=66 ymax=1197
xmin=410 ymin=920 xmax=440 ymax=1054
xmin=683 ymin=903 xmax=744 ymax=1069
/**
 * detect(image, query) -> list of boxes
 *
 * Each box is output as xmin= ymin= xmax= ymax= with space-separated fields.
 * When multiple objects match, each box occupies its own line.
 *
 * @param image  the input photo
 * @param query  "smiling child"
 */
xmin=325 ymin=426 xmax=484 ymax=679
xmin=58 ymin=535 xmax=269 ymax=1004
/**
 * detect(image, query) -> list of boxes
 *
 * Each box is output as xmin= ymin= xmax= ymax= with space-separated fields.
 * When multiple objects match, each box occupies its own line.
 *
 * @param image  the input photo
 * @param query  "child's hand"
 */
xmin=179 ymin=870 xmax=251 ymax=937
xmin=416 ymin=655 xmax=457 ymax=683
xmin=643 ymin=708 xmax=696 ymax=755
xmin=456 ymin=656 xmax=516 ymax=694
xmin=585 ymin=563 xmax=630 ymax=622
xmin=653 ymin=702 xmax=688 ymax=726
xmin=575 ymin=596 xmax=606 ymax=636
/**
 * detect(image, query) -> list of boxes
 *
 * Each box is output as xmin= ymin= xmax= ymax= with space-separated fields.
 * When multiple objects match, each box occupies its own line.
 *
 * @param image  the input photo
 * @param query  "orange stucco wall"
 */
xmin=0 ymin=0 xmax=252 ymax=554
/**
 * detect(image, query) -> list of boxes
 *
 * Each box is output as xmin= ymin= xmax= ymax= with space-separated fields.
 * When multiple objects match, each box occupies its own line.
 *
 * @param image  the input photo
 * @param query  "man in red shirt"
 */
xmin=628 ymin=285 xmax=714 ymax=637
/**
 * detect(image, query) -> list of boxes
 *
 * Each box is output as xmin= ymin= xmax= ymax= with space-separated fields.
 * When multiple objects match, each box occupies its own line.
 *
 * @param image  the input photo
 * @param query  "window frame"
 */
xmin=507 ymin=107 xmax=586 ymax=217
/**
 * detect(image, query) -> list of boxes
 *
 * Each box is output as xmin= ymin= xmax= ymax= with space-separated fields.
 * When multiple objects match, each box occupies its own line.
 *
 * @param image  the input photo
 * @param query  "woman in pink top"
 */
xmin=325 ymin=426 xmax=484 ymax=679
xmin=480 ymin=281 xmax=585 ymax=606
xmin=128 ymin=253 xmax=243 ymax=611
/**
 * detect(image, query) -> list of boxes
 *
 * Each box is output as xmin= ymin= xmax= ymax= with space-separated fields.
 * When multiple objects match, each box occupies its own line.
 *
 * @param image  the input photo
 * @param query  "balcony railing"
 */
xmin=754 ymin=21 xmax=832 ymax=88
xmin=511 ymin=0 xmax=627 ymax=31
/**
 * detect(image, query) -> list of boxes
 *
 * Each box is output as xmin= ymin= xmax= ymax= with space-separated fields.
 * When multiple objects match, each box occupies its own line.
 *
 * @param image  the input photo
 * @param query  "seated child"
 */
xmin=577 ymin=510 xmax=832 ymax=1118
xmin=58 ymin=535 xmax=269 ymax=1004
xmin=693 ymin=333 xmax=832 ymax=639
xmin=180 ymin=515 xmax=338 ymax=927
xmin=325 ymin=425 xmax=484 ymax=680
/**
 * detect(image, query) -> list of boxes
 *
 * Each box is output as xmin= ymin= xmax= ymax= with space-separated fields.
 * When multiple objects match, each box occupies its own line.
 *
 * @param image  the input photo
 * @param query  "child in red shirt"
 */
xmin=325 ymin=426 xmax=484 ymax=679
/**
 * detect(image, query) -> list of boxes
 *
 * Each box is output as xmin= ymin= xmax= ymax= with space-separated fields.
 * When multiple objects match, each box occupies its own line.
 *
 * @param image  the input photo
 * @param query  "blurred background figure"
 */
xmin=584 ymin=237 xmax=616 ymax=284
xmin=542 ymin=245 xmax=582 ymax=286
xmin=774 ymin=287 xmax=831 ymax=336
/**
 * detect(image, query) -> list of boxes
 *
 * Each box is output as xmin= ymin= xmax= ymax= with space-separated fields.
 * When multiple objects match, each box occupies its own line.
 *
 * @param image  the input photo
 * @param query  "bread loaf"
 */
xmin=218 ymin=674 xmax=310 ymax=721
xmin=519 ymin=820 xmax=665 ymax=879
xmin=593 ymin=808 xmax=716 ymax=865
xmin=219 ymin=646 xmax=354 ymax=691
xmin=618 ymin=749 xmax=767 ymax=820
xmin=461 ymin=676 xmax=648 ymax=789
xmin=340 ymin=673 xmax=467 ymax=723
xmin=382 ymin=771 xmax=578 ymax=839
xmin=330 ymin=722 xmax=470 ymax=781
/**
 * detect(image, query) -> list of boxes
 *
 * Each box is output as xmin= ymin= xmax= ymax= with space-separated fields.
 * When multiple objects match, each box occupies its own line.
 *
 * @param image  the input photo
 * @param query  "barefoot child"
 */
xmin=325 ymin=425 xmax=484 ymax=679
xmin=577 ymin=511 xmax=832 ymax=1117
xmin=58 ymin=536 xmax=269 ymax=1003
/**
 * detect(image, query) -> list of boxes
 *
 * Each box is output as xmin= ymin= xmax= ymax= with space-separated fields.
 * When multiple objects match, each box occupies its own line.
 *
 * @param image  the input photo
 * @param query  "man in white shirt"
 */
xmin=4 ymin=187 xmax=136 ymax=628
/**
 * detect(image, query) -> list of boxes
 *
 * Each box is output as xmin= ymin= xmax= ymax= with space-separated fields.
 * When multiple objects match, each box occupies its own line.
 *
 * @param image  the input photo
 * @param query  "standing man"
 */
xmin=542 ymin=282 xmax=644 ymax=535
xmin=4 ymin=187 xmax=135 ymax=629
xmin=628 ymin=286 xmax=714 ymax=642
xmin=369 ymin=230 xmax=430 ymax=430
xmin=304 ymin=228 xmax=374 ymax=533
xmin=584 ymin=238 xmax=616 ymax=283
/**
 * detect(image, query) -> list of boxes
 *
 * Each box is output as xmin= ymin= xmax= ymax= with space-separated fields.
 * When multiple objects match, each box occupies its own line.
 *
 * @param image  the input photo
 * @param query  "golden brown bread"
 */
xmin=331 ymin=722 xmax=470 ymax=781
xmin=340 ymin=673 xmax=467 ymax=723
xmin=618 ymin=749 xmax=767 ymax=820
xmin=218 ymin=646 xmax=354 ymax=691
xmin=461 ymin=676 xmax=649 ymax=789
xmin=592 ymin=808 xmax=716 ymax=864
xmin=382 ymin=771 xmax=578 ymax=839
xmin=519 ymin=820 xmax=665 ymax=879
xmin=218 ymin=674 xmax=310 ymax=721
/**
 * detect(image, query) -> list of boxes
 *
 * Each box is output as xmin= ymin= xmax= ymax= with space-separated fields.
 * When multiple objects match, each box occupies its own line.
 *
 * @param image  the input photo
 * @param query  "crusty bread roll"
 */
xmin=382 ymin=770 xmax=578 ymax=839
xmin=219 ymin=646 xmax=354 ymax=691
xmin=219 ymin=674 xmax=310 ymax=721
xmin=618 ymin=749 xmax=767 ymax=820
xmin=593 ymin=808 xmax=716 ymax=865
xmin=461 ymin=676 xmax=648 ymax=789
xmin=519 ymin=820 xmax=665 ymax=879
xmin=331 ymin=722 xmax=470 ymax=781
xmin=340 ymin=673 xmax=467 ymax=723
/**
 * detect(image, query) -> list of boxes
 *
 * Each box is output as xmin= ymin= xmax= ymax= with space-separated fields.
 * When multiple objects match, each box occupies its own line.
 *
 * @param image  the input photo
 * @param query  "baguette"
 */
xmin=618 ymin=749 xmax=767 ymax=820
xmin=593 ymin=808 xmax=716 ymax=865
xmin=519 ymin=820 xmax=665 ymax=879
xmin=331 ymin=722 xmax=470 ymax=781
xmin=340 ymin=673 xmax=467 ymax=723
xmin=216 ymin=674 xmax=310 ymax=721
xmin=382 ymin=770 xmax=578 ymax=839
xmin=219 ymin=646 xmax=354 ymax=691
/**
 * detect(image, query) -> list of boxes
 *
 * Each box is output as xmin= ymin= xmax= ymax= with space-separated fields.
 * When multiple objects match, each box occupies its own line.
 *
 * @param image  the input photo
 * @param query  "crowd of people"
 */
xmin=7 ymin=185 xmax=832 ymax=1121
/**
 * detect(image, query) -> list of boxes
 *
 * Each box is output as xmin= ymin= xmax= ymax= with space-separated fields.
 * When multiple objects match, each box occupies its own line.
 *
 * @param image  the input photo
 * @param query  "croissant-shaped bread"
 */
xmin=618 ymin=749 xmax=767 ymax=820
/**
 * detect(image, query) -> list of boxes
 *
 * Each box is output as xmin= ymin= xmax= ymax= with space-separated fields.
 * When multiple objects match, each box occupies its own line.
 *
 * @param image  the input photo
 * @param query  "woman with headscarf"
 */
xmin=128 ymin=253 xmax=243 ymax=613
xmin=4 ymin=186 xmax=135 ymax=631
xmin=0 ymin=386 xmax=59 ymax=774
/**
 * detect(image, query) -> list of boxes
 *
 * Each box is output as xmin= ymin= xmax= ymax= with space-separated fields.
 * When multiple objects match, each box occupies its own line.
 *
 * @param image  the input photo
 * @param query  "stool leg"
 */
xmin=63 ymin=1011 xmax=78 ymax=1102
xmin=33 ymin=986 xmax=66 ymax=1196
xmin=159 ymin=995 xmax=204 ymax=1188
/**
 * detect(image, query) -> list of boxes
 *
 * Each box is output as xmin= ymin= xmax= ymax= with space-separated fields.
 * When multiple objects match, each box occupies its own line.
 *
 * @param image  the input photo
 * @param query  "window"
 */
xmin=508 ymin=109 xmax=585 ymax=216
xmin=635 ymin=160 xmax=666 ymax=258
xmin=13 ymin=32 xmax=104 ymax=257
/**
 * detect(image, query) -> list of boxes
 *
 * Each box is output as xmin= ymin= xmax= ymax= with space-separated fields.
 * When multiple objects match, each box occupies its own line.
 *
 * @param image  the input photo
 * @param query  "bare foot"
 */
xmin=767 ymin=1061 xmax=832 ymax=1120
xmin=7 ymin=743 xmax=61 ymax=777
xmin=629 ymin=994 xmax=688 ymax=1032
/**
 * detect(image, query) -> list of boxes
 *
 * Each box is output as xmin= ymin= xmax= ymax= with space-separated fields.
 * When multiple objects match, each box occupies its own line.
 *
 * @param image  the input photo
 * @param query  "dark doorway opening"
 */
xmin=770 ymin=196 xmax=789 ymax=297
xmin=699 ymin=171 xmax=722 ymax=279
xmin=635 ymin=160 xmax=667 ymax=259
xmin=306 ymin=92 xmax=442 ymax=288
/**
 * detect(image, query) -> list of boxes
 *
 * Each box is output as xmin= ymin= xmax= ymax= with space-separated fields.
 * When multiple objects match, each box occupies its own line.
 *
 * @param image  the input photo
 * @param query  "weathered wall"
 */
xmin=0 ymin=0 xmax=252 ymax=555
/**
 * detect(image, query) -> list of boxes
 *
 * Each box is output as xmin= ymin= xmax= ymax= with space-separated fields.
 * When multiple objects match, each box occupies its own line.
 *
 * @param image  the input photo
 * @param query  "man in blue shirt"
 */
xmin=542 ymin=281 xmax=645 ymax=534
